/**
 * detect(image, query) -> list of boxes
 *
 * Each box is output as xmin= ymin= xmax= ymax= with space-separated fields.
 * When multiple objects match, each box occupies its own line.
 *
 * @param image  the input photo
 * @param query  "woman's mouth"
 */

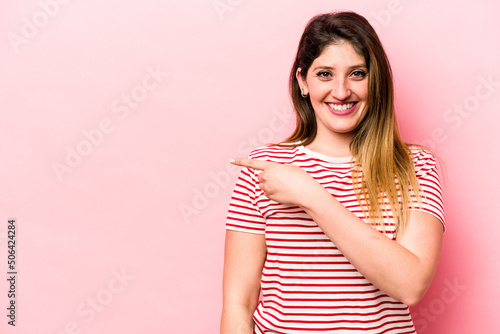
xmin=326 ymin=102 xmax=358 ymax=115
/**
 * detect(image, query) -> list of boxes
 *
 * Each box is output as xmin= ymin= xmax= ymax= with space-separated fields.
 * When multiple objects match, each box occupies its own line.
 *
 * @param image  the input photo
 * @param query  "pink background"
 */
xmin=1 ymin=0 xmax=499 ymax=333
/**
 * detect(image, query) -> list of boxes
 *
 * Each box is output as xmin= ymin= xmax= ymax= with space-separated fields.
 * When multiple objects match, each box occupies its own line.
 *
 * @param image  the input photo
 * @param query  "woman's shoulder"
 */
xmin=408 ymin=144 xmax=438 ymax=160
xmin=407 ymin=144 xmax=440 ymax=175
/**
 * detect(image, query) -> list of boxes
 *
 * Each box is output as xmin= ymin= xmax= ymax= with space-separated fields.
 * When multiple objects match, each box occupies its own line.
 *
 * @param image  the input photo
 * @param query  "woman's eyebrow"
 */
xmin=311 ymin=64 xmax=367 ymax=71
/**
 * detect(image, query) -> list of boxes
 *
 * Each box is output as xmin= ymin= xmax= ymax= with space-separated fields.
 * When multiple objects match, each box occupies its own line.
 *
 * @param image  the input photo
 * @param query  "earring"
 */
xmin=301 ymin=90 xmax=308 ymax=98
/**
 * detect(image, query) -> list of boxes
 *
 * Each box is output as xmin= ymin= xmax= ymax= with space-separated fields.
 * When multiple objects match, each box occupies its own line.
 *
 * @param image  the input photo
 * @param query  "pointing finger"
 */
xmin=229 ymin=158 xmax=274 ymax=171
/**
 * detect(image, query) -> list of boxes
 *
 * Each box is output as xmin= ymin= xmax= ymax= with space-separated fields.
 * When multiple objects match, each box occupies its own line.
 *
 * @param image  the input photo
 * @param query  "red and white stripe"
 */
xmin=226 ymin=145 xmax=445 ymax=333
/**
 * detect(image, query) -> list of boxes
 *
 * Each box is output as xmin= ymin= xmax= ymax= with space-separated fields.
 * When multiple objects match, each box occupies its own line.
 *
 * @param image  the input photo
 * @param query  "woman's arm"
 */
xmin=230 ymin=158 xmax=443 ymax=306
xmin=221 ymin=230 xmax=267 ymax=334
xmin=302 ymin=190 xmax=443 ymax=306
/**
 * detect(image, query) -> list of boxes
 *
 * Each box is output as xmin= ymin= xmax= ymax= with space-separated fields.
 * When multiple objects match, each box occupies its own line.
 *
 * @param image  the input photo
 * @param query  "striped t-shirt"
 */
xmin=226 ymin=145 xmax=445 ymax=334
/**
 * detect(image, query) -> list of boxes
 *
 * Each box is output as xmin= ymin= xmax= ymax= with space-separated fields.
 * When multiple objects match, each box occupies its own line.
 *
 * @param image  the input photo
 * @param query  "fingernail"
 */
xmin=228 ymin=158 xmax=235 ymax=164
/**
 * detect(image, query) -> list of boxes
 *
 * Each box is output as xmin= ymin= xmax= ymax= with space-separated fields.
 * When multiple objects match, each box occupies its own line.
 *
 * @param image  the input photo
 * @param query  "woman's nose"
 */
xmin=330 ymin=78 xmax=351 ymax=100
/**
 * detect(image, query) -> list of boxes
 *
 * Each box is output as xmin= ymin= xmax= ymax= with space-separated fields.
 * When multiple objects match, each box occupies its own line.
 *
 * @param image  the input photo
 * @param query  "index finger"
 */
xmin=229 ymin=158 xmax=274 ymax=171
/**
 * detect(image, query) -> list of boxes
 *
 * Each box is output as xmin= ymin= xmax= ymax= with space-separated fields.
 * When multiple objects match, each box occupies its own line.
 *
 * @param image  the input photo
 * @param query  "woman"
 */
xmin=221 ymin=11 xmax=444 ymax=334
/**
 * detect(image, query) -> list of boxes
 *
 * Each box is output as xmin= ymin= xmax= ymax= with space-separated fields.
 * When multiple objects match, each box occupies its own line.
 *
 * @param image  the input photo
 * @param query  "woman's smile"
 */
xmin=326 ymin=101 xmax=359 ymax=115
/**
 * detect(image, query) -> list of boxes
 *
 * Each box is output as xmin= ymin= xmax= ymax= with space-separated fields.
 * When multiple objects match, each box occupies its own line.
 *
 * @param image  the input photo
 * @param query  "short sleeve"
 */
xmin=411 ymin=148 xmax=446 ymax=230
xmin=226 ymin=165 xmax=266 ymax=234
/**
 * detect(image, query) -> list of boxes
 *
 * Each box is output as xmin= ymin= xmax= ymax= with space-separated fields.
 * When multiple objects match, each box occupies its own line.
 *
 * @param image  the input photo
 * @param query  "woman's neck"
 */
xmin=305 ymin=130 xmax=354 ymax=158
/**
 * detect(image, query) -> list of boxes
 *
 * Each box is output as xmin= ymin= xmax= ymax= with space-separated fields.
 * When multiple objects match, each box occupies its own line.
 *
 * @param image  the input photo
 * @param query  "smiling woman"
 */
xmin=296 ymin=41 xmax=369 ymax=155
xmin=221 ymin=11 xmax=445 ymax=334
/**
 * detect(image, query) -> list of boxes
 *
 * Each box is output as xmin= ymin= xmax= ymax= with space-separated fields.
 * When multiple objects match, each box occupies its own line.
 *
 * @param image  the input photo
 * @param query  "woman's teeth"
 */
xmin=328 ymin=102 xmax=355 ymax=111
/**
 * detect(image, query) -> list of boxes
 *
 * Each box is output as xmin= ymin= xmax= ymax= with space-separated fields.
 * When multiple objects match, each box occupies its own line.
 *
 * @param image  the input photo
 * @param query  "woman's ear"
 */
xmin=296 ymin=68 xmax=308 ymax=96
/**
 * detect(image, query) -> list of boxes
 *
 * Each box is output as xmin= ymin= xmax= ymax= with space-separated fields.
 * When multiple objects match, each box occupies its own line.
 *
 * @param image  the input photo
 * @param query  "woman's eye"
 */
xmin=317 ymin=71 xmax=332 ymax=79
xmin=352 ymin=70 xmax=367 ymax=78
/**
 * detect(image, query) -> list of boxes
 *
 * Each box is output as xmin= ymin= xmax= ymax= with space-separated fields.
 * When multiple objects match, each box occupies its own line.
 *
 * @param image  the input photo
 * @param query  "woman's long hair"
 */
xmin=283 ymin=11 xmax=421 ymax=232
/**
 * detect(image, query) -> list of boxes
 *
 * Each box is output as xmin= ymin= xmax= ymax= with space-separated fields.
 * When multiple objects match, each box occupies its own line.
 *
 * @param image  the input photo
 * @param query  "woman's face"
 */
xmin=297 ymin=40 xmax=369 ymax=142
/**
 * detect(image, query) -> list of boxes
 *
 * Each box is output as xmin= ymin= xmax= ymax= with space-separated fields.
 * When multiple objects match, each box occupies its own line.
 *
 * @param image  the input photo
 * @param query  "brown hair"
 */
xmin=283 ymin=11 xmax=421 ymax=232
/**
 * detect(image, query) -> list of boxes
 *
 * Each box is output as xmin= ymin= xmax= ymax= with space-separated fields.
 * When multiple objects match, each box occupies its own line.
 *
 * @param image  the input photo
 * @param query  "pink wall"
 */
xmin=1 ymin=0 xmax=498 ymax=333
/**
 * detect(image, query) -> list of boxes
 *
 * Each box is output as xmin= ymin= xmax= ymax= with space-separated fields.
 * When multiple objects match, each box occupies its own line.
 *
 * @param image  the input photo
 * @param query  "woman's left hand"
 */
xmin=230 ymin=158 xmax=324 ymax=207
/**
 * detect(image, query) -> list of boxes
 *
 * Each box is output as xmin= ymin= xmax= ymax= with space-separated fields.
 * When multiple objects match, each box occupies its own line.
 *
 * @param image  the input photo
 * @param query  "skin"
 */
xmin=220 ymin=40 xmax=443 ymax=334
xmin=297 ymin=41 xmax=369 ymax=157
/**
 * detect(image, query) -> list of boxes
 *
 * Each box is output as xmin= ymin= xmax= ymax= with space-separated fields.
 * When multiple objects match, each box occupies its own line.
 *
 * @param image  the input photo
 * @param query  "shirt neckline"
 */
xmin=297 ymin=145 xmax=354 ymax=164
